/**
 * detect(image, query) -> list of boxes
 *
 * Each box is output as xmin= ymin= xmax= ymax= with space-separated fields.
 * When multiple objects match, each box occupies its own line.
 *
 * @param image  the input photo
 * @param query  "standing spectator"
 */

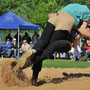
xmin=32 ymin=31 xmax=39 ymax=44
xmin=22 ymin=32 xmax=31 ymax=44
xmin=6 ymin=34 xmax=12 ymax=42
xmin=74 ymin=43 xmax=82 ymax=61
xmin=8 ymin=38 xmax=17 ymax=58
xmin=20 ymin=40 xmax=30 ymax=54
xmin=69 ymin=43 xmax=82 ymax=60
xmin=14 ymin=32 xmax=22 ymax=44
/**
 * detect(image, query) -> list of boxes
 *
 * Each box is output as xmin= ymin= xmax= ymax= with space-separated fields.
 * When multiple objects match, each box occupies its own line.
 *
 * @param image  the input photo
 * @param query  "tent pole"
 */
xmin=18 ymin=28 xmax=20 ymax=58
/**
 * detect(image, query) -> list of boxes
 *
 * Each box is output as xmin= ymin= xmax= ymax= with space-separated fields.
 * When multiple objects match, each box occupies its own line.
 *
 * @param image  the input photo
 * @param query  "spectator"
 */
xmin=74 ymin=43 xmax=82 ymax=61
xmin=0 ymin=42 xmax=2 ymax=57
xmin=81 ymin=37 xmax=87 ymax=56
xmin=20 ymin=40 xmax=30 ymax=54
xmin=32 ymin=31 xmax=39 ymax=44
xmin=80 ymin=38 xmax=90 ymax=61
xmin=22 ymin=32 xmax=31 ymax=44
xmin=86 ymin=38 xmax=90 ymax=60
xmin=3 ymin=39 xmax=12 ymax=57
xmin=29 ymin=41 xmax=34 ymax=50
xmin=69 ymin=43 xmax=82 ymax=60
xmin=6 ymin=34 xmax=12 ymax=42
xmin=8 ymin=38 xmax=17 ymax=58
xmin=14 ymin=32 xmax=22 ymax=43
xmin=3 ymin=39 xmax=12 ymax=51
xmin=86 ymin=38 xmax=90 ymax=51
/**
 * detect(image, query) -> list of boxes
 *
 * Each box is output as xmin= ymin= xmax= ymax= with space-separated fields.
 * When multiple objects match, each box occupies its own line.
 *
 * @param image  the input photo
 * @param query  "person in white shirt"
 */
xmin=20 ymin=40 xmax=30 ymax=53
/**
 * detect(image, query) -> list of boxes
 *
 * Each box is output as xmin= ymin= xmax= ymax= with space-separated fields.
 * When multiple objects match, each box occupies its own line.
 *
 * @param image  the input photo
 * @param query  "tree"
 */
xmin=0 ymin=0 xmax=89 ymax=31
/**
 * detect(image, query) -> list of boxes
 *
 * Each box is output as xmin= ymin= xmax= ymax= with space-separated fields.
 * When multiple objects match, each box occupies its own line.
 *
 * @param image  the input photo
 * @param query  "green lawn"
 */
xmin=0 ymin=59 xmax=90 ymax=68
xmin=42 ymin=59 xmax=90 ymax=68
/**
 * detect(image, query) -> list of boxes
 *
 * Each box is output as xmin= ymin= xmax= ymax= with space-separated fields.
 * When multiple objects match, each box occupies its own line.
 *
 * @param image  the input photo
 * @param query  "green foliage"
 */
xmin=0 ymin=0 xmax=89 ymax=31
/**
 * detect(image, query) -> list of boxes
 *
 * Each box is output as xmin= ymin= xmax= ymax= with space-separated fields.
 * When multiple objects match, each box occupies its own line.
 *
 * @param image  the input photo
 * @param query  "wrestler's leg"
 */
xmin=32 ymin=22 xmax=55 ymax=51
xmin=23 ymin=30 xmax=70 ymax=68
xmin=31 ymin=40 xmax=71 ymax=86
xmin=41 ymin=40 xmax=71 ymax=59
xmin=21 ymin=22 xmax=55 ymax=69
xmin=31 ymin=61 xmax=42 ymax=86
xmin=25 ymin=31 xmax=70 ymax=84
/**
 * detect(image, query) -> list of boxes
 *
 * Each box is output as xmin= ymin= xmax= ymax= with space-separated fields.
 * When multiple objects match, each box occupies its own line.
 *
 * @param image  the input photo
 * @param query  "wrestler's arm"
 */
xmin=77 ymin=22 xmax=90 ymax=38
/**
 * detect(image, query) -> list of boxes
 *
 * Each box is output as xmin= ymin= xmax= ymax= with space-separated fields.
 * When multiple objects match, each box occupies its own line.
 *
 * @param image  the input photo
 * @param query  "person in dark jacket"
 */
xmin=6 ymin=34 xmax=12 ymax=42
xmin=8 ymin=38 xmax=17 ymax=58
xmin=22 ymin=32 xmax=31 ymax=44
xmin=14 ymin=32 xmax=22 ymax=43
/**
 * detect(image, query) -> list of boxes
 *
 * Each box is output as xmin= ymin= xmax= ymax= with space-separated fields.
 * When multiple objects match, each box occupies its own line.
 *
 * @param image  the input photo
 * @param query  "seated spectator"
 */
xmin=20 ymin=40 xmax=30 ymax=54
xmin=29 ymin=41 xmax=34 ymax=50
xmin=3 ymin=39 xmax=12 ymax=57
xmin=86 ymin=38 xmax=90 ymax=51
xmin=81 ymin=37 xmax=90 ymax=56
xmin=56 ymin=52 xmax=60 ymax=59
xmin=0 ymin=42 xmax=3 ymax=57
xmin=60 ymin=52 xmax=68 ymax=59
xmin=8 ymin=38 xmax=17 ymax=58
xmin=79 ymin=38 xmax=90 ymax=61
xmin=22 ymin=32 xmax=31 ymax=44
xmin=6 ymin=34 xmax=12 ymax=42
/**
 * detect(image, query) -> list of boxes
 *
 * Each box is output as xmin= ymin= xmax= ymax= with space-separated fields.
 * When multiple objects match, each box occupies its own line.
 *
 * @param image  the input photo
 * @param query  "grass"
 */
xmin=42 ymin=59 xmax=90 ymax=68
xmin=0 ymin=59 xmax=90 ymax=68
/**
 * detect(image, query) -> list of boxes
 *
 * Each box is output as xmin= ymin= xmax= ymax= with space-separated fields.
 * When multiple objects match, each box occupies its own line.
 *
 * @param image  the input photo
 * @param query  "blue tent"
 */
xmin=0 ymin=11 xmax=40 ymax=57
xmin=0 ymin=11 xmax=40 ymax=30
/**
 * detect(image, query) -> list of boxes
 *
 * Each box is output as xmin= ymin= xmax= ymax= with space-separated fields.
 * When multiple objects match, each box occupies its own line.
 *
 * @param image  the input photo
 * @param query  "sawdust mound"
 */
xmin=1 ymin=60 xmax=31 ymax=87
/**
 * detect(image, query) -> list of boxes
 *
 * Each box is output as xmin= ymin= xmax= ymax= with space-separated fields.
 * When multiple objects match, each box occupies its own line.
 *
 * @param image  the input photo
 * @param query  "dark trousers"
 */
xmin=33 ymin=22 xmax=69 ymax=51
xmin=32 ymin=40 xmax=71 ymax=79
xmin=31 ymin=22 xmax=71 ymax=79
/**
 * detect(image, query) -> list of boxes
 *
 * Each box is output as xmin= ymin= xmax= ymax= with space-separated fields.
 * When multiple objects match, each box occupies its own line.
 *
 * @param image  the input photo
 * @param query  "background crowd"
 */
xmin=0 ymin=31 xmax=90 ymax=61
xmin=0 ymin=31 xmax=40 ymax=58
xmin=54 ymin=37 xmax=90 ymax=61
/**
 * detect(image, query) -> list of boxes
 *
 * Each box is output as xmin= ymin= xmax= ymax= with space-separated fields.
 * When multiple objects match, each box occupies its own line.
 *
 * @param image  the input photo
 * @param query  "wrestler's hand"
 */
xmin=81 ymin=22 xmax=87 ymax=28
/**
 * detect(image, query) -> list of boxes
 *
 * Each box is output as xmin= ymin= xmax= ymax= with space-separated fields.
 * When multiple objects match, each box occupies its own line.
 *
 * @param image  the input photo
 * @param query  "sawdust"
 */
xmin=1 ymin=59 xmax=31 ymax=87
xmin=0 ymin=59 xmax=90 ymax=90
